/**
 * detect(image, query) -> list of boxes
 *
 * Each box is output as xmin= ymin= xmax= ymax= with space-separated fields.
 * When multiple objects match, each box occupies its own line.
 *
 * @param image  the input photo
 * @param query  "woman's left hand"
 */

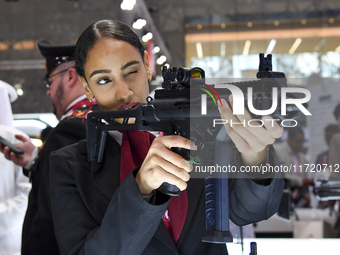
xmin=218 ymin=96 xmax=283 ymax=166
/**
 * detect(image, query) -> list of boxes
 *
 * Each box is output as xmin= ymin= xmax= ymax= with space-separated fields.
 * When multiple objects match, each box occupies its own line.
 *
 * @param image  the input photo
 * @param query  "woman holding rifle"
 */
xmin=49 ymin=19 xmax=284 ymax=255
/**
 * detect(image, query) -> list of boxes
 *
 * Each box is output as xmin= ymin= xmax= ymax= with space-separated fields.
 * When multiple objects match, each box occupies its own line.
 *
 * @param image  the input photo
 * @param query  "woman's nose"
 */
xmin=116 ymin=81 xmax=133 ymax=102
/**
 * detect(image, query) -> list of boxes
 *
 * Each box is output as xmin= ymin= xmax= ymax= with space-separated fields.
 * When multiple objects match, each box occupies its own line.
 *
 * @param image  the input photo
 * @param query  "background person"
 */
xmin=326 ymin=103 xmax=340 ymax=236
xmin=0 ymin=40 xmax=98 ymax=255
xmin=315 ymin=123 xmax=340 ymax=166
xmin=274 ymin=127 xmax=314 ymax=208
xmin=0 ymin=80 xmax=31 ymax=255
xmin=329 ymin=103 xmax=340 ymax=179
xmin=314 ymin=124 xmax=340 ymax=209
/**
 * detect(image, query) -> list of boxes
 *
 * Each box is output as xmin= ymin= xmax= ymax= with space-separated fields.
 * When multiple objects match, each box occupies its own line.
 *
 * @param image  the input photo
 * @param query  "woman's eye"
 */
xmin=126 ymin=71 xmax=138 ymax=76
xmin=97 ymin=78 xmax=111 ymax=85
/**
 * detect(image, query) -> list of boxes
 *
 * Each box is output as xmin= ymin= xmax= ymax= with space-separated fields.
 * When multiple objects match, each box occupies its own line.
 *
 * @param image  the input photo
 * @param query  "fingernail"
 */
xmin=190 ymin=140 xmax=197 ymax=150
xmin=219 ymin=99 xmax=228 ymax=110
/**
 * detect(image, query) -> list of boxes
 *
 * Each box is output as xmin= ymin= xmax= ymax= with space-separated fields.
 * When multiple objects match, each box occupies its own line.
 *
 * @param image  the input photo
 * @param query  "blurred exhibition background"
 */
xmin=2 ymin=0 xmax=340 ymax=253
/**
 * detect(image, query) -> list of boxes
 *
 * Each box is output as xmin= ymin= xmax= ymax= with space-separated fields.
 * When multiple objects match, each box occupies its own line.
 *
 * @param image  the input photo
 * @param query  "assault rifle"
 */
xmin=87 ymin=53 xmax=304 ymax=243
xmin=314 ymin=179 xmax=340 ymax=201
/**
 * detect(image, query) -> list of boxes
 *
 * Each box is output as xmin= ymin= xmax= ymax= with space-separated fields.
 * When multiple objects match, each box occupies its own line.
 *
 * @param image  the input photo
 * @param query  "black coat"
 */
xmin=49 ymin=135 xmax=285 ymax=255
xmin=22 ymin=105 xmax=100 ymax=255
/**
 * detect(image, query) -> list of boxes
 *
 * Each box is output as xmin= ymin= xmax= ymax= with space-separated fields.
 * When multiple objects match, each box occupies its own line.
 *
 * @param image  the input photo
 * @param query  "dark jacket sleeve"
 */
xmin=49 ymin=149 xmax=170 ymax=255
xmin=229 ymin=145 xmax=285 ymax=226
xmin=22 ymin=118 xmax=88 ymax=255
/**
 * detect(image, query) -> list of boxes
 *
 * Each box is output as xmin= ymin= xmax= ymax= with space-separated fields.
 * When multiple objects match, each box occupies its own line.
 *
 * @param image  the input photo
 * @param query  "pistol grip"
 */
xmin=157 ymin=147 xmax=189 ymax=196
xmin=157 ymin=182 xmax=181 ymax=196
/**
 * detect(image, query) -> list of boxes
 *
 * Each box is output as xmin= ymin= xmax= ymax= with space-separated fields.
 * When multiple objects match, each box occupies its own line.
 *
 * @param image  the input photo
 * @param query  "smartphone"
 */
xmin=0 ymin=135 xmax=24 ymax=154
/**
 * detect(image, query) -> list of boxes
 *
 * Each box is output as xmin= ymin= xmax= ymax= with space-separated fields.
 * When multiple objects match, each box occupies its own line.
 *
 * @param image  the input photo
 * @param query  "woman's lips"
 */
xmin=118 ymin=102 xmax=139 ymax=110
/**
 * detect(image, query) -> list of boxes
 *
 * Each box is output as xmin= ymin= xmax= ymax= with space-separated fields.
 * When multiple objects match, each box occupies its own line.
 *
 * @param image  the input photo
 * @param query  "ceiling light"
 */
xmin=121 ymin=0 xmax=136 ymax=10
xmin=0 ymin=42 xmax=9 ymax=51
xmin=301 ymin=19 xmax=307 ymax=25
xmin=221 ymin=23 xmax=226 ymax=29
xmin=274 ymin=21 xmax=280 ymax=26
xmin=265 ymin=39 xmax=276 ymax=54
xmin=197 ymin=24 xmax=202 ymax=30
xmin=185 ymin=27 xmax=340 ymax=42
xmin=243 ymin=40 xmax=251 ymax=56
xmin=142 ymin=32 xmax=153 ymax=42
xmin=156 ymin=55 xmax=167 ymax=65
xmin=288 ymin=38 xmax=302 ymax=54
xmin=146 ymin=32 xmax=153 ymax=38
xmin=329 ymin=18 xmax=335 ymax=24
xmin=153 ymin=46 xmax=160 ymax=53
xmin=247 ymin=22 xmax=253 ymax=28
xmin=196 ymin=42 xmax=203 ymax=58
xmin=314 ymin=38 xmax=326 ymax=51
xmin=132 ymin=19 xmax=147 ymax=30
xmin=13 ymin=40 xmax=36 ymax=50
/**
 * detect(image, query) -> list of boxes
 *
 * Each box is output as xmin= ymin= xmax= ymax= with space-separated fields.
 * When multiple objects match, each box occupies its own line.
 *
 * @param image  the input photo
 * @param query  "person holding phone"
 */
xmin=0 ymin=41 xmax=99 ymax=255
xmin=0 ymin=80 xmax=31 ymax=255
xmin=49 ymin=19 xmax=285 ymax=255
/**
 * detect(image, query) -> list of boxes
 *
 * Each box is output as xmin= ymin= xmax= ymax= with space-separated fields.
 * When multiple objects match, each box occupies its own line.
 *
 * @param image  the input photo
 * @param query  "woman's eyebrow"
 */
xmin=89 ymin=69 xmax=111 ymax=78
xmin=89 ymin=61 xmax=140 ymax=78
xmin=121 ymin=60 xmax=140 ymax=70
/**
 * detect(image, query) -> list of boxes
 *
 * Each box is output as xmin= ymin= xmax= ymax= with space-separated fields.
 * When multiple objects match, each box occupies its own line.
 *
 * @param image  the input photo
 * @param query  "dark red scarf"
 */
xmin=119 ymin=130 xmax=188 ymax=243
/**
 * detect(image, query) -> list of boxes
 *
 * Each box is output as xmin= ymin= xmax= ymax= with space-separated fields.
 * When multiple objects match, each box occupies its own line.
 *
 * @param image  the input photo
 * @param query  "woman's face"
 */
xmin=80 ymin=37 xmax=151 ymax=111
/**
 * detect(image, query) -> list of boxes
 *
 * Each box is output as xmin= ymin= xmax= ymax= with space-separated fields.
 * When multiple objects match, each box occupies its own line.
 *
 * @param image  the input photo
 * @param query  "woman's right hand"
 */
xmin=135 ymin=135 xmax=195 ymax=195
